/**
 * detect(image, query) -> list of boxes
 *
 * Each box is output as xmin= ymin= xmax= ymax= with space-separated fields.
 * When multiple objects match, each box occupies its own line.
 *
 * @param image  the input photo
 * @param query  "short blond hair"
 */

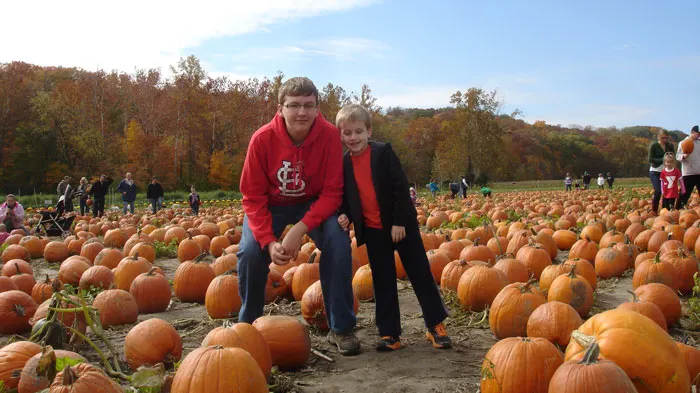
xmin=278 ymin=77 xmax=318 ymax=105
xmin=335 ymin=104 xmax=372 ymax=129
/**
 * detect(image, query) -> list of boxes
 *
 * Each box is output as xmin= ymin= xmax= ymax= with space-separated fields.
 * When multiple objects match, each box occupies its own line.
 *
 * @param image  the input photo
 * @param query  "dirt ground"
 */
xmin=2 ymin=250 xmax=698 ymax=393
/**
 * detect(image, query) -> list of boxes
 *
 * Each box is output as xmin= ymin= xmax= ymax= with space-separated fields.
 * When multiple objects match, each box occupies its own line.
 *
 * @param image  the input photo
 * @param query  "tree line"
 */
xmin=0 ymin=56 xmax=685 ymax=194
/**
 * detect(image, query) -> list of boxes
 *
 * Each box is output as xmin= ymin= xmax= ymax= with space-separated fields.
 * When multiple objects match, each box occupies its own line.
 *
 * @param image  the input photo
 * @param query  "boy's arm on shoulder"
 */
xmin=385 ymin=143 xmax=412 ymax=226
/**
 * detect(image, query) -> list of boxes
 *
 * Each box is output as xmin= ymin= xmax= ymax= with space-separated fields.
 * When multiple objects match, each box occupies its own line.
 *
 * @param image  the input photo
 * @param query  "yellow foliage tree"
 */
xmin=208 ymin=150 xmax=234 ymax=189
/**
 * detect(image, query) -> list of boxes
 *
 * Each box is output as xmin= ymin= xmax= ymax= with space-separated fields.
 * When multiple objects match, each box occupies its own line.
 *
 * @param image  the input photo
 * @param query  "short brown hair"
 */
xmin=335 ymin=104 xmax=372 ymax=129
xmin=278 ymin=77 xmax=318 ymax=105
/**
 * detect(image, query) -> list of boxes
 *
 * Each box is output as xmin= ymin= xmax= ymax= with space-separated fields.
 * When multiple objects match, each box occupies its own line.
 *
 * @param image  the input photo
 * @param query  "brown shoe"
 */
xmin=327 ymin=331 xmax=361 ymax=356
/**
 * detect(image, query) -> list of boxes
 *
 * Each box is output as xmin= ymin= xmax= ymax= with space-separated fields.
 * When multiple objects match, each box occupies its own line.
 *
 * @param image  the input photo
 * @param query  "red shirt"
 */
xmin=660 ymin=167 xmax=682 ymax=199
xmin=240 ymin=112 xmax=344 ymax=248
xmin=350 ymin=147 xmax=383 ymax=229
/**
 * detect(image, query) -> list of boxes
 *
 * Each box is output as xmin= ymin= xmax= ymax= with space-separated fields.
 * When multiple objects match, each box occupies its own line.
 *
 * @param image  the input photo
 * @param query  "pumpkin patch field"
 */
xmin=2 ymin=187 xmax=700 ymax=393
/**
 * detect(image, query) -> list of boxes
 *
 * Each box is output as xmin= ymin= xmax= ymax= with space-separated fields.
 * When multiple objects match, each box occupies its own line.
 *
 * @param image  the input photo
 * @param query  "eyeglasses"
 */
xmin=283 ymin=103 xmax=317 ymax=111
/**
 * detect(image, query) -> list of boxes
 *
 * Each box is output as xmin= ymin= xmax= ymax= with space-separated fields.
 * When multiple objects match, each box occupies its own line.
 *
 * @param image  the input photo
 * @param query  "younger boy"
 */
xmin=189 ymin=186 xmax=201 ymax=216
xmin=336 ymin=104 xmax=451 ymax=351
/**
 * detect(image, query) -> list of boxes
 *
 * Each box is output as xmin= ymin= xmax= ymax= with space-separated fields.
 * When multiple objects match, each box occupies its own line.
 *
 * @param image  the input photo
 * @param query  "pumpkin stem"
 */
xmin=132 ymin=252 xmax=139 ymax=260
xmin=474 ymin=237 xmax=480 ymax=247
xmin=62 ymin=365 xmax=78 ymax=385
xmin=147 ymin=267 xmax=159 ymax=276
xmin=571 ymin=330 xmax=596 ymax=349
xmin=627 ymin=290 xmax=639 ymax=302
xmin=307 ymin=252 xmax=317 ymax=264
xmin=14 ymin=263 xmax=21 ymax=276
xmin=44 ymin=274 xmax=51 ymax=284
xmin=221 ymin=249 xmax=227 ymax=256
xmin=224 ymin=268 xmax=238 ymax=275
xmin=37 ymin=345 xmax=58 ymax=381
xmin=580 ymin=342 xmax=601 ymax=365
xmin=624 ymin=234 xmax=631 ymax=245
xmin=14 ymin=303 xmax=25 ymax=316
xmin=194 ymin=252 xmax=208 ymax=262
xmin=567 ymin=263 xmax=578 ymax=278
xmin=653 ymin=252 xmax=661 ymax=264
xmin=519 ymin=276 xmax=537 ymax=293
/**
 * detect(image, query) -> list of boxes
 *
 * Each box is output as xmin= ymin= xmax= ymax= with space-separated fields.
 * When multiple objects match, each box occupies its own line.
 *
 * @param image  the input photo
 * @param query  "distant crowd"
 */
xmin=53 ymin=172 xmax=203 ymax=217
xmin=564 ymin=171 xmax=615 ymax=191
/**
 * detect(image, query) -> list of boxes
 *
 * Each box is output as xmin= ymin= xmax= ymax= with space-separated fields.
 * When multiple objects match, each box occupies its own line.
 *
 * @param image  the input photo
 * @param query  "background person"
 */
xmin=0 ymin=194 xmax=28 ymax=235
xmin=648 ymin=129 xmax=676 ymax=214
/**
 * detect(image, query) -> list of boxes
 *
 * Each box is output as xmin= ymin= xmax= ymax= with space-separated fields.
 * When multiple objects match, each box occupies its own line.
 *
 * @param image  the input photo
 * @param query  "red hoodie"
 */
xmin=240 ymin=111 xmax=343 ymax=248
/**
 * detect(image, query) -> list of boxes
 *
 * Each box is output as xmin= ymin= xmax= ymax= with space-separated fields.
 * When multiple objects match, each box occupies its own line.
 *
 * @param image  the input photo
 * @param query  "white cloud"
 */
xmin=525 ymin=104 xmax=658 ymax=128
xmin=0 ymin=0 xmax=378 ymax=74
xmin=229 ymin=37 xmax=390 ymax=63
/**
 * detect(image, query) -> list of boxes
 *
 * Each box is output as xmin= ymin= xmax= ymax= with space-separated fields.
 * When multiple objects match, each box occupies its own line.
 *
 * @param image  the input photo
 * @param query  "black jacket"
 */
xmin=341 ymin=142 xmax=417 ymax=246
xmin=147 ymin=183 xmax=164 ymax=199
xmin=89 ymin=177 xmax=113 ymax=198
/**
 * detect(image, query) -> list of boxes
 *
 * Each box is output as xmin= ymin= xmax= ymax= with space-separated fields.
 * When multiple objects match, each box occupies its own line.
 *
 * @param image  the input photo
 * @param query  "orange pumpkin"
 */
xmin=457 ymin=265 xmax=508 ymax=312
xmin=124 ymin=318 xmax=183 ymax=370
xmin=617 ymin=290 xmax=667 ymax=332
xmin=549 ymin=342 xmax=637 ymax=393
xmin=130 ymin=267 xmax=172 ymax=314
xmin=204 ymin=270 xmax=241 ymax=319
xmin=565 ymin=308 xmax=690 ymax=393
xmin=634 ymin=283 xmax=681 ymax=327
xmin=202 ymin=322 xmax=273 ymax=379
xmin=489 ymin=279 xmax=547 ymax=339
xmin=0 ymin=341 xmax=42 ymax=390
xmin=252 ymin=315 xmax=311 ymax=370
xmin=480 ymin=337 xmax=563 ymax=393
xmin=526 ymin=301 xmax=583 ymax=347
xmin=547 ymin=264 xmax=594 ymax=318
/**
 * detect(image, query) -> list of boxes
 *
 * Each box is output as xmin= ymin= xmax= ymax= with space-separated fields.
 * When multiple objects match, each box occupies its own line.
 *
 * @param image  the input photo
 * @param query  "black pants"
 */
xmin=461 ymin=187 xmax=467 ymax=198
xmin=79 ymin=198 xmax=88 ymax=215
xmin=662 ymin=198 xmax=677 ymax=210
xmin=678 ymin=174 xmax=700 ymax=208
xmin=650 ymin=171 xmax=662 ymax=213
xmin=364 ymin=226 xmax=448 ymax=337
xmin=92 ymin=197 xmax=106 ymax=217
xmin=607 ymin=180 xmax=614 ymax=189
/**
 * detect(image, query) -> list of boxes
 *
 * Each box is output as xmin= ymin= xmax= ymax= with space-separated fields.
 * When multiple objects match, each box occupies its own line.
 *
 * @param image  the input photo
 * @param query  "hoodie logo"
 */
xmin=277 ymin=160 xmax=306 ymax=197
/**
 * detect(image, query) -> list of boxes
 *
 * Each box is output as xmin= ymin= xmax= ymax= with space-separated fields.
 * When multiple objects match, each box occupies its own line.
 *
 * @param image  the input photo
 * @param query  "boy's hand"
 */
xmin=338 ymin=214 xmax=350 ymax=231
xmin=268 ymin=241 xmax=292 ymax=265
xmin=391 ymin=225 xmax=406 ymax=243
xmin=281 ymin=221 xmax=307 ymax=259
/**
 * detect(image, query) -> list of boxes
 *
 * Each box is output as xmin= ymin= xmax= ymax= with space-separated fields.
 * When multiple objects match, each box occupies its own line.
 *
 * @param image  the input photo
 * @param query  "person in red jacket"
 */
xmin=238 ymin=77 xmax=359 ymax=355
xmin=660 ymin=153 xmax=685 ymax=210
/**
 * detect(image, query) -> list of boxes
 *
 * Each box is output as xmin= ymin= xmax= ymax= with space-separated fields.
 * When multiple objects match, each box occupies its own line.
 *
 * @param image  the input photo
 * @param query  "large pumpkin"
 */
xmin=204 ymin=269 xmax=241 ymax=319
xmin=18 ymin=346 xmax=85 ymax=393
xmin=548 ymin=342 xmax=637 ymax=393
xmin=301 ymin=280 xmax=359 ymax=331
xmin=632 ymin=253 xmax=676 ymax=290
xmin=526 ymin=301 xmax=583 ymax=347
xmin=617 ymin=290 xmax=667 ymax=332
xmin=129 ymin=268 xmax=172 ymax=314
xmin=634 ymin=283 xmax=681 ymax=327
xmin=252 ymin=315 xmax=311 ymax=370
xmin=0 ymin=341 xmax=42 ymax=390
xmin=201 ymin=322 xmax=273 ymax=379
xmin=170 ymin=346 xmax=267 ymax=393
xmin=173 ymin=253 xmax=215 ymax=303
xmin=565 ymin=308 xmax=690 ymax=393
xmin=49 ymin=363 xmax=123 ymax=393
xmin=114 ymin=253 xmax=152 ymax=291
xmin=124 ymin=318 xmax=183 ymax=370
xmin=492 ymin=257 xmax=529 ymax=284
xmin=0 ymin=290 xmax=38 ymax=334
xmin=480 ymin=337 xmax=563 ymax=393
xmin=292 ymin=253 xmax=320 ymax=301
xmin=547 ymin=264 xmax=594 ymax=318
xmin=515 ymin=243 xmax=552 ymax=280
xmin=457 ymin=265 xmax=508 ymax=312
xmin=91 ymin=289 xmax=138 ymax=328
xmin=489 ymin=279 xmax=546 ymax=339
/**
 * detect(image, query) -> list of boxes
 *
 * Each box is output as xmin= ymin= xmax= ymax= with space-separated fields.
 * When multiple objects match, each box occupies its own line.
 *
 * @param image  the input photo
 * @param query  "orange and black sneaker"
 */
xmin=426 ymin=323 xmax=452 ymax=349
xmin=376 ymin=336 xmax=403 ymax=352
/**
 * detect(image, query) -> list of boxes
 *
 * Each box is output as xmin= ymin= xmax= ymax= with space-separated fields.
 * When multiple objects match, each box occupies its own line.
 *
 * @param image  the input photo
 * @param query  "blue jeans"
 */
xmin=237 ymin=201 xmax=356 ymax=333
xmin=149 ymin=198 xmax=162 ymax=213
xmin=650 ymin=171 xmax=661 ymax=212
xmin=123 ymin=200 xmax=135 ymax=215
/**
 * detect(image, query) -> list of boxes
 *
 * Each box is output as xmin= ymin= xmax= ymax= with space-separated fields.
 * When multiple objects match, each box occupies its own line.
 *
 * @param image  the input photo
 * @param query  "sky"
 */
xmin=2 ymin=0 xmax=699 ymax=131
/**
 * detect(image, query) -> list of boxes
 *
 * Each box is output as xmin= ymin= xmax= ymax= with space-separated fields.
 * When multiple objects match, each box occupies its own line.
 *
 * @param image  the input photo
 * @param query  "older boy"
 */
xmin=237 ymin=77 xmax=359 ymax=355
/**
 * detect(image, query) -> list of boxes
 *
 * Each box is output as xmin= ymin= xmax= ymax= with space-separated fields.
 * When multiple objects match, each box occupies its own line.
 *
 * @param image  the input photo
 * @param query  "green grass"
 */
xmin=13 ymin=190 xmax=242 ymax=209
xmin=489 ymin=177 xmax=648 ymax=192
